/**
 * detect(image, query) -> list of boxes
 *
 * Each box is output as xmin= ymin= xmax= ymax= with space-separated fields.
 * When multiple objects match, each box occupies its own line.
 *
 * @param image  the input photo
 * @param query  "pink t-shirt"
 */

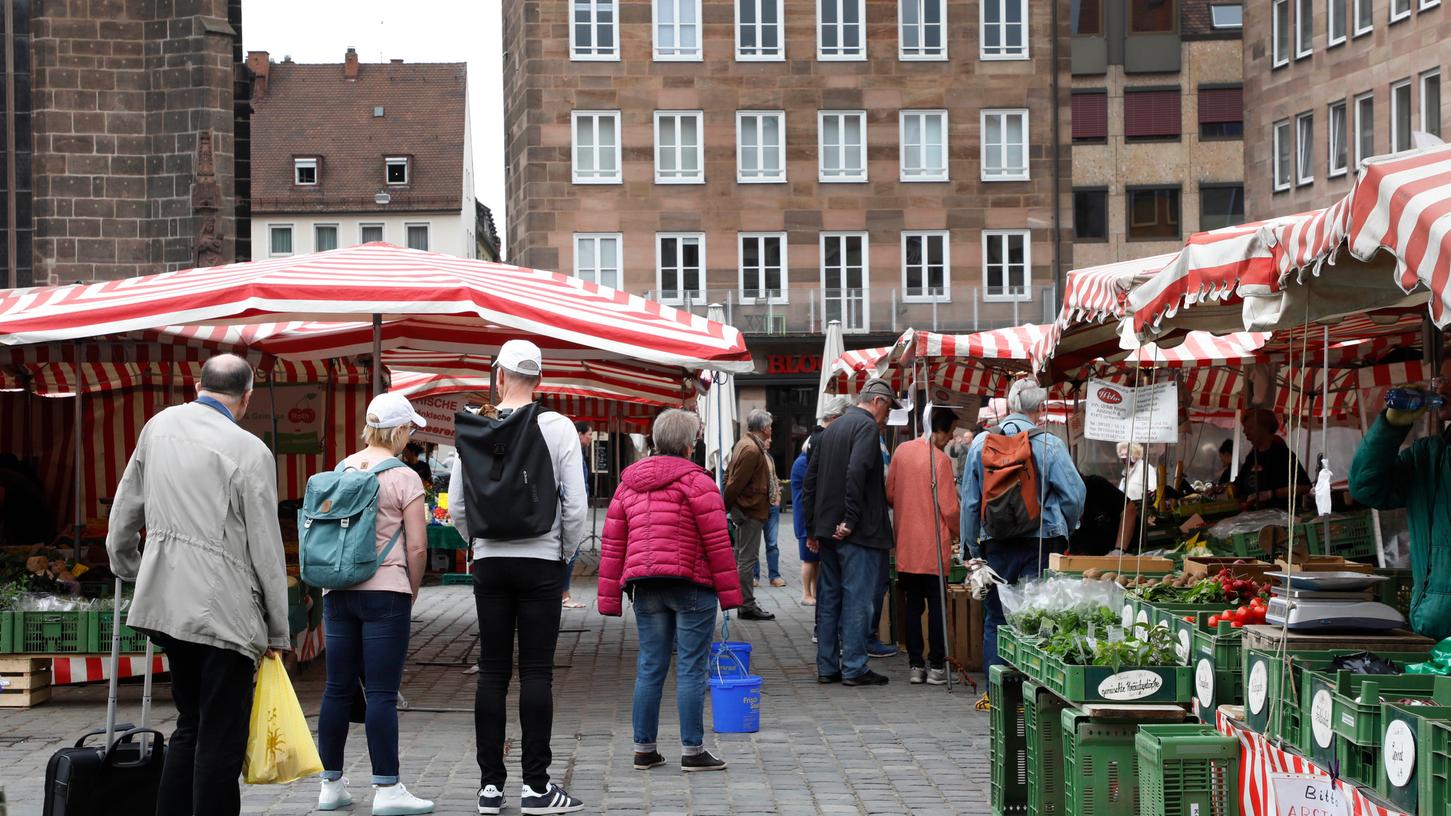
xmin=339 ymin=452 xmax=426 ymax=595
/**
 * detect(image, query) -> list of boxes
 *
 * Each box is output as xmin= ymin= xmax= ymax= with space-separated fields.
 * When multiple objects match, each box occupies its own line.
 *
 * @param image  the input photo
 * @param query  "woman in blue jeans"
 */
xmin=597 ymin=410 xmax=744 ymax=772
xmin=316 ymin=393 xmax=433 ymax=814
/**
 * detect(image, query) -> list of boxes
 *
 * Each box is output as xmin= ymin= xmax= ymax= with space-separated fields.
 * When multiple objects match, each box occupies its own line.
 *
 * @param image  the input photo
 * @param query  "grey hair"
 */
xmin=652 ymin=409 xmax=701 ymax=455
xmin=199 ymin=354 xmax=254 ymax=397
xmin=746 ymin=408 xmax=774 ymax=433
xmin=819 ymin=395 xmax=852 ymax=422
xmin=1007 ymin=378 xmax=1048 ymax=414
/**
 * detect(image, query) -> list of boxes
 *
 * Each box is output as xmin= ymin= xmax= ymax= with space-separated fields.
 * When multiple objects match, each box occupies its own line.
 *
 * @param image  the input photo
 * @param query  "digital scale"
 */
xmin=1262 ymin=571 xmax=1405 ymax=632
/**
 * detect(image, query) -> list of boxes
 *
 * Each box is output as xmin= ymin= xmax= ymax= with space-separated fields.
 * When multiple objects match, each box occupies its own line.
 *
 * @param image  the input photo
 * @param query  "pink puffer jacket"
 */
xmin=597 ymin=454 xmax=744 ymax=616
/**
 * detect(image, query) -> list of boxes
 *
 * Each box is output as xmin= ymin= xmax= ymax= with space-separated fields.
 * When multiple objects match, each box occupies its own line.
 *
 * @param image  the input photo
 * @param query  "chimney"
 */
xmin=344 ymin=46 xmax=359 ymax=80
xmin=245 ymin=51 xmax=269 ymax=99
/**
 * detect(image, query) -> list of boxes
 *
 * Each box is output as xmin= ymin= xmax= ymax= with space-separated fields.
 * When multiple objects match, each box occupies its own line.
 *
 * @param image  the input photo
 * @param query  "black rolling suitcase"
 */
xmin=41 ymin=577 xmax=166 ymax=816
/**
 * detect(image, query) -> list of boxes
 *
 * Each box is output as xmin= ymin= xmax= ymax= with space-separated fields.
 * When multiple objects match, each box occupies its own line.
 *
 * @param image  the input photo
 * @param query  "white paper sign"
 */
xmin=1084 ymin=379 xmax=1179 ymax=443
xmin=1269 ymin=773 xmax=1350 ymax=816
xmin=412 ymin=393 xmax=470 ymax=446
xmin=1248 ymin=660 xmax=1269 ymax=715
xmin=1383 ymin=719 xmax=1416 ymax=788
xmin=1195 ymin=659 xmax=1216 ymax=710
xmin=1310 ymin=689 xmax=1335 ymax=749
xmin=1097 ymin=670 xmax=1164 ymax=701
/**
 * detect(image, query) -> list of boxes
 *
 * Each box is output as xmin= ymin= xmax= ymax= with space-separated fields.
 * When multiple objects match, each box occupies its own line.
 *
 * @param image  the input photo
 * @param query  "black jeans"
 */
xmin=898 ymin=572 xmax=947 ymax=669
xmin=474 ymin=557 xmax=563 ymax=791
xmin=153 ymin=635 xmax=256 ymax=816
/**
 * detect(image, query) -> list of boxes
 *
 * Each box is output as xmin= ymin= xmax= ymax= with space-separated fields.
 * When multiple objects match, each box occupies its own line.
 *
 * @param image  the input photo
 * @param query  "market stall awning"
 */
xmin=826 ymin=345 xmax=893 ymax=394
xmin=382 ymin=352 xmax=694 ymax=407
xmin=0 ymin=243 xmax=754 ymax=373
xmin=387 ymin=370 xmax=670 ymax=431
xmin=1033 ymin=253 xmax=1178 ymax=372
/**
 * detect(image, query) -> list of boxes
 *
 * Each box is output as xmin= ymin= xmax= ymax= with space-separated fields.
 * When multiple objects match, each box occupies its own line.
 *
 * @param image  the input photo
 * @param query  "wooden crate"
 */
xmin=1048 ymin=554 xmax=1175 ymax=574
xmin=1272 ymin=555 xmax=1374 ymax=574
xmin=0 ymin=657 xmax=52 ymax=708
xmin=1183 ymin=556 xmax=1275 ymax=583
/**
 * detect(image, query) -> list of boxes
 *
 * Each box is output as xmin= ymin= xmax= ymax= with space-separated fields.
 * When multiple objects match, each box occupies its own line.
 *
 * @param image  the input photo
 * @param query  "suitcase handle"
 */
xmin=103 ymin=727 xmax=166 ymax=769
xmin=74 ymin=722 xmax=137 ymax=749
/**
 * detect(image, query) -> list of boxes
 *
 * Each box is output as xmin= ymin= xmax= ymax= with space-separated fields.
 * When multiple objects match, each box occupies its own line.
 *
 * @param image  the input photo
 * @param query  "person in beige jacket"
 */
xmin=107 ymin=353 xmax=290 ymax=816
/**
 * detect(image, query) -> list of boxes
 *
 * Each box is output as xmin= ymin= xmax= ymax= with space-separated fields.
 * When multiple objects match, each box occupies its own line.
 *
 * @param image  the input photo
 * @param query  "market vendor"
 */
xmin=1233 ymin=408 xmax=1312 ymax=512
xmin=1348 ymin=369 xmax=1451 ymax=640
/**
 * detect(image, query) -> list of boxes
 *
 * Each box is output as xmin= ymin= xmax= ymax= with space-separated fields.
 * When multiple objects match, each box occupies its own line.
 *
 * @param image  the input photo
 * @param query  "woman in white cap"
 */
xmin=316 ymin=392 xmax=434 ymax=815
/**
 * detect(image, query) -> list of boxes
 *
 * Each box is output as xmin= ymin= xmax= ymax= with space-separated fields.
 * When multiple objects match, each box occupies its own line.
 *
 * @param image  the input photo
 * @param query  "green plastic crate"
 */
xmin=1373 ymin=569 xmax=1414 ymax=618
xmin=1375 ymin=702 xmax=1451 ymax=815
xmin=440 ymin=572 xmax=473 ymax=585
xmin=1302 ymin=511 xmax=1377 ymax=559
xmin=1061 ymin=708 xmax=1140 ymax=816
xmin=1024 ymin=680 xmax=1070 ymax=816
xmin=13 ymin=610 xmax=89 ymax=654
xmin=1304 ymin=673 xmax=1451 ymax=789
xmin=1242 ymin=647 xmax=1434 ymax=748
xmin=989 ymin=665 xmax=1029 ymax=816
xmin=949 ymin=564 xmax=968 ymax=584
xmin=0 ymin=611 xmax=12 ymax=654
xmin=88 ymin=611 xmax=151 ymax=654
xmin=999 ymin=625 xmax=1029 ymax=669
xmin=1136 ymin=724 xmax=1240 ymax=816
xmin=1427 ymin=720 xmax=1451 ymax=816
xmin=1190 ymin=622 xmax=1244 ymax=723
xmin=1037 ymin=652 xmax=1192 ymax=705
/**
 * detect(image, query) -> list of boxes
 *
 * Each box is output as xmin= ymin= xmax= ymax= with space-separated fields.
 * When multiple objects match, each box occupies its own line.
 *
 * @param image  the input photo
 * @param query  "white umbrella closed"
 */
xmin=701 ymin=304 xmax=738 ymax=486
xmin=815 ymin=320 xmax=845 ymax=421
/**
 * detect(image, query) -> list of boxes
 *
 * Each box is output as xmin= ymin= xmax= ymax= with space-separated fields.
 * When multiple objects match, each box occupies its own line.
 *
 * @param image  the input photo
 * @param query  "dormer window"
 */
xmin=385 ymin=156 xmax=409 ymax=185
xmin=294 ymin=157 xmax=318 ymax=186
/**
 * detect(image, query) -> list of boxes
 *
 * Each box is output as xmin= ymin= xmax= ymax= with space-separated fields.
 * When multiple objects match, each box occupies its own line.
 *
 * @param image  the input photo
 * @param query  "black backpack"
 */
xmin=454 ymin=402 xmax=559 ymax=541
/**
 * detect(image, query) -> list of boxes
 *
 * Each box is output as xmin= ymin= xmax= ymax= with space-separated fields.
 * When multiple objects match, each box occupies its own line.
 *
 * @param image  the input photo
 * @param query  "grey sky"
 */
xmin=242 ymin=0 xmax=508 ymax=249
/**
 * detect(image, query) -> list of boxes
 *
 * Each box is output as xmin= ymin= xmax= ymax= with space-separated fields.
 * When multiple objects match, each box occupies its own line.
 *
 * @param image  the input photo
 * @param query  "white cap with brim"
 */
xmin=496 ymin=339 xmax=544 ymax=376
xmin=366 ymin=392 xmax=427 ymax=429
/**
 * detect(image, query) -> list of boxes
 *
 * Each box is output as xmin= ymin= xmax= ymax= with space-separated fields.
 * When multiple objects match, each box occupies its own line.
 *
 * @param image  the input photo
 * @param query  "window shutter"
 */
xmin=1198 ymin=87 xmax=1243 ymax=125
xmin=1124 ymin=89 xmax=1182 ymax=138
xmin=1072 ymin=92 xmax=1108 ymax=140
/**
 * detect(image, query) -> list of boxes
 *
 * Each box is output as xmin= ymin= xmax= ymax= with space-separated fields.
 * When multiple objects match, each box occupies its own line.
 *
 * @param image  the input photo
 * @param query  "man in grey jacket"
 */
xmin=107 ymin=353 xmax=290 ymax=816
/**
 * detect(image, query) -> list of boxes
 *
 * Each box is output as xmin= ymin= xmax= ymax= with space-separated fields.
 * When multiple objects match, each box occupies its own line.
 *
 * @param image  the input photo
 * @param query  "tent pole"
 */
xmin=371 ymin=313 xmax=383 ymax=397
xmin=73 ymin=341 xmax=83 ymax=559
xmin=920 ymin=359 xmax=953 ymax=693
xmin=714 ymin=371 xmax=724 ymax=489
xmin=268 ymin=373 xmax=281 ymax=486
xmin=1321 ymin=326 xmax=1331 ymax=552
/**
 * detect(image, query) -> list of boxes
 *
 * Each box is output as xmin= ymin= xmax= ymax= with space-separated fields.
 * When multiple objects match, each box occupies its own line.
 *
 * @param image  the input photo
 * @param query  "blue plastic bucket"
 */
xmin=709 ymin=641 xmax=752 ymax=678
xmin=708 ymin=674 xmax=763 ymax=733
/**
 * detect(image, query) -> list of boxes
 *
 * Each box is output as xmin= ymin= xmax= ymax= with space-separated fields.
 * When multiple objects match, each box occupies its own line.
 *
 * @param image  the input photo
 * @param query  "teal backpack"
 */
xmin=299 ymin=458 xmax=408 ymax=589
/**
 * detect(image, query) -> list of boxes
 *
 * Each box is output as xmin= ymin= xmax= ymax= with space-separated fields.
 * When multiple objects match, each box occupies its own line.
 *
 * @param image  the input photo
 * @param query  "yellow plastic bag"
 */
xmin=243 ymin=654 xmax=323 ymax=784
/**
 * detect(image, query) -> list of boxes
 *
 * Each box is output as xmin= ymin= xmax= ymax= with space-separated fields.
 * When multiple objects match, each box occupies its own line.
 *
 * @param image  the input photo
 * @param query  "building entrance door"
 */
xmin=766 ymin=384 xmax=818 ymax=507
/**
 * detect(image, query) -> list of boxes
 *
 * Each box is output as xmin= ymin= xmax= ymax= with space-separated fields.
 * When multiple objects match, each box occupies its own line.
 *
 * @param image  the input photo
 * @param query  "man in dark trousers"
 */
xmin=802 ymin=378 xmax=900 ymax=687
xmin=723 ymin=409 xmax=778 ymax=621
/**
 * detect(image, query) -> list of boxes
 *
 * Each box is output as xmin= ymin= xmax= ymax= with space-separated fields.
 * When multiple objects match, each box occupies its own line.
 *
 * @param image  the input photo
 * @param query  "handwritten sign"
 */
xmin=1269 ymin=773 xmax=1350 ymax=816
xmin=1084 ymin=378 xmax=1178 ymax=443
xmin=1096 ymin=670 xmax=1165 ymax=701
xmin=1383 ymin=719 xmax=1416 ymax=788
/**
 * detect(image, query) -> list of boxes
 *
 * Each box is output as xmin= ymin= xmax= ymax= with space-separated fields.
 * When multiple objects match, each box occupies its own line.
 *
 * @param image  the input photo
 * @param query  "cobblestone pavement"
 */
xmin=0 ymin=527 xmax=992 ymax=815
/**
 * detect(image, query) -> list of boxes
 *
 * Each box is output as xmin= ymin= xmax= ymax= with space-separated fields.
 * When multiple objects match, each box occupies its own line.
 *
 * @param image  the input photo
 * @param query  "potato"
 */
xmin=1083 ymin=568 xmax=1103 ymax=580
xmin=1102 ymin=571 xmax=1118 ymax=583
xmin=1117 ymin=575 xmax=1131 ymax=587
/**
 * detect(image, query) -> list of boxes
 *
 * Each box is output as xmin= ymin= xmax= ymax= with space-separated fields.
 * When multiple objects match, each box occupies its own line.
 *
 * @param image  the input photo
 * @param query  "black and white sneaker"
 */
xmin=634 ymin=750 xmax=667 ymax=770
xmin=681 ymin=750 xmax=728 ymax=772
xmin=520 ymin=783 xmax=584 ymax=815
xmin=477 ymin=785 xmax=504 ymax=815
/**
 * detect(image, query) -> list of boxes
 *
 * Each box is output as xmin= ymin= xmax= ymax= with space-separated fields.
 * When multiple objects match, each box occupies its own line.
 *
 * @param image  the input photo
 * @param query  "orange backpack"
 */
xmin=979 ymin=426 xmax=1046 ymax=540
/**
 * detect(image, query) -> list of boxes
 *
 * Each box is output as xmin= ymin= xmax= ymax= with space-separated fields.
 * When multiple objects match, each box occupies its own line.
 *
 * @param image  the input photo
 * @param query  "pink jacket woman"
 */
xmin=597 ymin=454 xmax=744 ymax=616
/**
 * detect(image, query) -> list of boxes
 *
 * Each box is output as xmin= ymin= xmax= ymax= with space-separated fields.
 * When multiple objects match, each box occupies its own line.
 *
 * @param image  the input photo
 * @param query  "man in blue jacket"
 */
xmin=961 ymin=379 xmax=1086 ymax=670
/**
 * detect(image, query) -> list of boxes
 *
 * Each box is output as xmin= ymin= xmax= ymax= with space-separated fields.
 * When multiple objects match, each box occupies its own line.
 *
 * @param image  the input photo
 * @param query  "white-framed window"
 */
xmin=1354 ymin=92 xmax=1374 ymax=167
xmin=739 ymin=232 xmax=787 ymax=304
xmin=1422 ymin=70 xmax=1442 ymax=139
xmin=571 ymin=111 xmax=622 ymax=184
xmin=654 ymin=110 xmax=704 ymax=184
xmin=405 ymin=223 xmax=430 ymax=251
xmin=571 ymin=0 xmax=620 ymax=60
xmin=656 ymin=233 xmax=705 ymax=305
xmin=818 ymin=0 xmax=867 ymax=60
xmin=736 ymin=0 xmax=784 ymax=60
xmin=1421 ymin=0 xmax=1441 ymax=10
xmin=902 ymin=231 xmax=949 ymax=302
xmin=1210 ymin=4 xmax=1243 ymax=28
xmin=737 ymin=111 xmax=786 ymax=183
xmin=818 ymin=110 xmax=868 ymax=183
xmin=982 ymin=230 xmax=1030 ymax=302
xmin=1353 ymin=0 xmax=1373 ymax=36
xmin=820 ymin=232 xmax=870 ymax=332
xmin=1273 ymin=119 xmax=1292 ymax=192
xmin=385 ymin=156 xmax=409 ymax=185
xmin=1328 ymin=0 xmax=1347 ymax=45
xmin=900 ymin=0 xmax=947 ymax=60
xmin=1390 ymin=0 xmax=1412 ymax=22
xmin=360 ymin=223 xmax=384 ymax=244
xmin=1296 ymin=0 xmax=1313 ymax=58
xmin=1392 ymin=79 xmax=1413 ymax=152
xmin=981 ymin=109 xmax=1029 ymax=181
xmin=314 ymin=224 xmax=338 ymax=252
xmin=1272 ymin=0 xmax=1290 ymax=67
xmin=574 ymin=233 xmax=623 ymax=288
xmin=981 ymin=0 xmax=1028 ymax=60
xmin=1329 ymin=100 xmax=1348 ymax=178
xmin=293 ymin=157 xmax=318 ymax=186
xmin=269 ymin=224 xmax=293 ymax=257
xmin=654 ymin=0 xmax=702 ymax=60
xmin=900 ymin=110 xmax=948 ymax=182
xmin=1296 ymin=112 xmax=1314 ymax=186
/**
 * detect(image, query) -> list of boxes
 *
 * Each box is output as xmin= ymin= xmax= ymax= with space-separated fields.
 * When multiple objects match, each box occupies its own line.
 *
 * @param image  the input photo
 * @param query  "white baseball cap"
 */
xmin=496 ymin=339 xmax=544 ymax=376
xmin=365 ymin=392 xmax=427 ymax=429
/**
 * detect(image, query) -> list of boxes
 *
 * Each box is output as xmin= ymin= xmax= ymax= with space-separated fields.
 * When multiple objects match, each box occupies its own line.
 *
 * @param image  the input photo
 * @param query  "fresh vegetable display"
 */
xmin=1080 ymin=567 xmax=1169 ymax=589
xmin=1201 ymin=596 xmax=1269 ymax=629
xmin=1008 ymin=605 xmax=1180 ymax=668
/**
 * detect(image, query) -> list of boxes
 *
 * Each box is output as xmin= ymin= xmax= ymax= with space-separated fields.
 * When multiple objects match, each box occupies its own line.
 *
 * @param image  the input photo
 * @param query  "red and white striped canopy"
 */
xmin=383 ymin=353 xmax=693 ymax=407
xmin=1034 ymin=253 xmax=1177 ymax=372
xmin=387 ymin=370 xmax=670 ymax=431
xmin=0 ymin=243 xmax=753 ymax=372
xmin=826 ymin=345 xmax=893 ymax=394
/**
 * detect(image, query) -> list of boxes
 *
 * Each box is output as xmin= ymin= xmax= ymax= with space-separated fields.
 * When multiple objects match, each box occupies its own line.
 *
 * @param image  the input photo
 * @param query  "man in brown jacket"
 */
xmin=723 ymin=408 xmax=776 ymax=620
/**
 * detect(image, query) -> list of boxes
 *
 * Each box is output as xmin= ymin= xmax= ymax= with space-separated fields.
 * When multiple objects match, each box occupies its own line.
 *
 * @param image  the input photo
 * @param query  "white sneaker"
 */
xmin=372 ymin=782 xmax=434 ymax=815
xmin=477 ymin=785 xmax=505 ymax=815
xmin=319 ymin=776 xmax=352 ymax=811
xmin=909 ymin=666 xmax=926 ymax=685
xmin=927 ymin=667 xmax=948 ymax=686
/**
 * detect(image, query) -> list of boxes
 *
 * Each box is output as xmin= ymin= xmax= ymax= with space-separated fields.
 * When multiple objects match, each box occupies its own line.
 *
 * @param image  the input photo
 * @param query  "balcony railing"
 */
xmin=644 ymin=286 xmax=1058 ymax=335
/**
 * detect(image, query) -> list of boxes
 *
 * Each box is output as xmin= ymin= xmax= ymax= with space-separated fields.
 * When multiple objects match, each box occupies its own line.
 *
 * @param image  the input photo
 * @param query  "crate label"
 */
xmin=1311 ymin=689 xmax=1334 ymax=749
xmin=1383 ymin=719 xmax=1416 ymax=788
xmin=1176 ymin=629 xmax=1191 ymax=663
xmin=1122 ymin=604 xmax=1134 ymax=628
xmin=1268 ymin=773 xmax=1349 ymax=816
xmin=1195 ymin=659 xmax=1215 ymax=709
xmin=1097 ymin=670 xmax=1164 ymax=701
xmin=1248 ymin=661 xmax=1268 ymax=715
xmin=1135 ymin=609 xmax=1150 ymax=628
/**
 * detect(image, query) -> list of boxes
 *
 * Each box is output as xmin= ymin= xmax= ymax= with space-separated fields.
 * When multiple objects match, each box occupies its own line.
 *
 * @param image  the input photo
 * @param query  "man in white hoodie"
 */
xmin=451 ymin=340 xmax=587 ymax=815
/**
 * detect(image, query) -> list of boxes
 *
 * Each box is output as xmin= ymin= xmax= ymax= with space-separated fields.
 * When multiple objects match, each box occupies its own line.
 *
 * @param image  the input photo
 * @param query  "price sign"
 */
xmin=1084 ymin=378 xmax=1178 ymax=443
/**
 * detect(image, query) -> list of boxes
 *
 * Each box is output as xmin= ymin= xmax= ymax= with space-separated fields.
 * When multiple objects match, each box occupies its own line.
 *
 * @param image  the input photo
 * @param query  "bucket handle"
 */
xmin=712 ymin=617 xmax=749 ymax=684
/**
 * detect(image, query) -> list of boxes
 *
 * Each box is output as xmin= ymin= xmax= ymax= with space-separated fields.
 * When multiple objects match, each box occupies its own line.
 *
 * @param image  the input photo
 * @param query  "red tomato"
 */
xmin=1208 ymin=615 xmax=1221 ymax=626
xmin=1231 ymin=621 xmax=1244 ymax=628
xmin=1185 ymin=616 xmax=1195 ymax=623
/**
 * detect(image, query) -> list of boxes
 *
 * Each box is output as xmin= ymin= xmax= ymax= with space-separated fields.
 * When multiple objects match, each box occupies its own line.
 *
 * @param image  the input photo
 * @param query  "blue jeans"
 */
xmin=982 ymin=538 xmax=1067 ymax=670
xmin=318 ymin=590 xmax=413 ymax=785
xmin=868 ymin=549 xmax=889 ymax=646
xmin=754 ymin=505 xmax=782 ymax=581
xmin=815 ymin=541 xmax=877 ymax=679
xmin=631 ymin=582 xmax=717 ymax=754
